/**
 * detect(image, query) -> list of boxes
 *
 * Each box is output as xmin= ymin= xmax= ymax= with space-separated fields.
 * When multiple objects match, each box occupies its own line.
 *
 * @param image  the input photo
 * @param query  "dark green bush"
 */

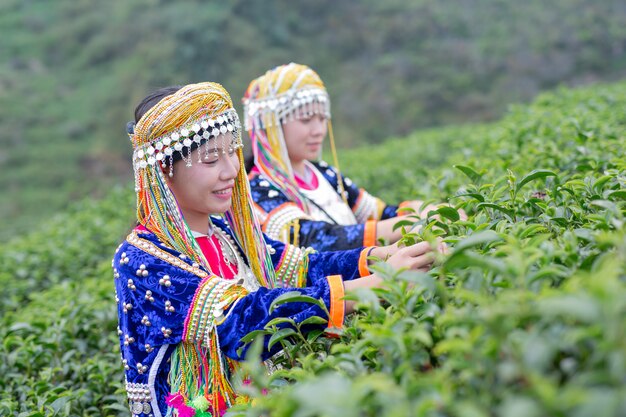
xmin=231 ymin=82 xmax=626 ymax=416
xmin=1 ymin=82 xmax=625 ymax=416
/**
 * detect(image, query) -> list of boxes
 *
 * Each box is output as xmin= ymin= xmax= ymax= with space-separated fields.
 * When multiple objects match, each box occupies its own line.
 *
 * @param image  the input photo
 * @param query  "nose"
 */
xmin=219 ymin=152 xmax=240 ymax=180
xmin=310 ymin=116 xmax=327 ymax=137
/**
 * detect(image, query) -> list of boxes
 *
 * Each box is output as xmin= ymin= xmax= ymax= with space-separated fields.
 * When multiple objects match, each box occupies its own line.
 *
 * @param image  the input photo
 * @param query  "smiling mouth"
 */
xmin=213 ymin=186 xmax=234 ymax=195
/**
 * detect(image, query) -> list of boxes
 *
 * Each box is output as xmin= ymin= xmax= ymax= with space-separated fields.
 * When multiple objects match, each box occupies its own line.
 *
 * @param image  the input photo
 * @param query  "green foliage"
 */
xmin=0 ymin=187 xmax=134 ymax=315
xmin=3 ymin=0 xmax=626 ymax=239
xmin=0 ymin=187 xmax=133 ymax=416
xmin=2 ymin=80 xmax=626 ymax=415
xmin=229 ymin=82 xmax=626 ymax=416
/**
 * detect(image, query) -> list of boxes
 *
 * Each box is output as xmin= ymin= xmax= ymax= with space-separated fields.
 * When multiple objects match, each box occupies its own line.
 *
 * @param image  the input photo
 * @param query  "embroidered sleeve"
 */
xmin=249 ymin=175 xmax=311 ymax=243
xmin=262 ymin=202 xmax=310 ymax=243
xmin=183 ymin=275 xmax=248 ymax=344
xmin=296 ymin=220 xmax=367 ymax=251
xmin=263 ymin=205 xmax=370 ymax=251
xmin=114 ymin=232 xmax=247 ymax=351
xmin=113 ymin=231 xmax=346 ymax=413
xmin=306 ymin=246 xmax=367 ymax=283
xmin=265 ymin=233 xmax=368 ymax=285
xmin=216 ymin=275 xmax=344 ymax=360
xmin=352 ymin=188 xmax=398 ymax=222
xmin=274 ymin=244 xmax=315 ymax=288
xmin=380 ymin=204 xmax=399 ymax=219
xmin=251 ymin=168 xmax=377 ymax=251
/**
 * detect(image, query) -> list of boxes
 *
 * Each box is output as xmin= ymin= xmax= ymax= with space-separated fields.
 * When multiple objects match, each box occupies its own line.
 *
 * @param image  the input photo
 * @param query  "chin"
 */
xmin=207 ymin=200 xmax=233 ymax=214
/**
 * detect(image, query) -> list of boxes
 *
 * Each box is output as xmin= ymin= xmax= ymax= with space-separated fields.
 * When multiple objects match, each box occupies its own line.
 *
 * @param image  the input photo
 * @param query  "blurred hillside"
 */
xmin=1 ymin=0 xmax=626 ymax=238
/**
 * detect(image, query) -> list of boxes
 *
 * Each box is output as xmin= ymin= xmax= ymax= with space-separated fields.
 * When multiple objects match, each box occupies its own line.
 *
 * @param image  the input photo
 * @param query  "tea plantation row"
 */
xmin=233 ymin=83 xmax=626 ymax=417
xmin=1 ymin=81 xmax=624 ymax=416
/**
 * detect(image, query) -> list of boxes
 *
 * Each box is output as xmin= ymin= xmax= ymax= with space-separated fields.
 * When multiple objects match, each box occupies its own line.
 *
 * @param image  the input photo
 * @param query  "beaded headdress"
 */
xmin=243 ymin=63 xmax=346 ymax=212
xmin=130 ymin=82 xmax=276 ymax=288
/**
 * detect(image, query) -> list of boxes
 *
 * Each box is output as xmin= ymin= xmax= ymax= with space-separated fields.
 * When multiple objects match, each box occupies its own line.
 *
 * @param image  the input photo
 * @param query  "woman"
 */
xmin=114 ymin=82 xmax=440 ymax=416
xmin=243 ymin=63 xmax=459 ymax=252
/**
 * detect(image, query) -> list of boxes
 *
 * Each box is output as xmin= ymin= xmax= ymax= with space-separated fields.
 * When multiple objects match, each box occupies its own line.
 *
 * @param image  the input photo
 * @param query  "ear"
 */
xmin=160 ymin=158 xmax=177 ymax=186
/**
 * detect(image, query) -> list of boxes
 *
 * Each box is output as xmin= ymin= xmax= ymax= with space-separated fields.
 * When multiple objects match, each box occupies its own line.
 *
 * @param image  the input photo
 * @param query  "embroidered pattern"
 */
xmin=352 ymin=190 xmax=379 ymax=223
xmin=184 ymin=276 xmax=247 ymax=345
xmin=263 ymin=203 xmax=309 ymax=242
xmin=126 ymin=381 xmax=153 ymax=416
xmin=127 ymin=231 xmax=208 ymax=278
xmin=275 ymin=245 xmax=315 ymax=288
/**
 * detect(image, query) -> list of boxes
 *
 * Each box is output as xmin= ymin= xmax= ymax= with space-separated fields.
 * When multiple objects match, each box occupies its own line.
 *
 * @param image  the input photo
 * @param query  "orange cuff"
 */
xmin=358 ymin=247 xmax=374 ymax=277
xmin=327 ymin=275 xmax=345 ymax=330
xmin=363 ymin=220 xmax=377 ymax=247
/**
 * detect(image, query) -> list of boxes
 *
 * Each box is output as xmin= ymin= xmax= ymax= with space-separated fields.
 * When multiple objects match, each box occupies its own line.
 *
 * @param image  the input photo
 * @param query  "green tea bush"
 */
xmin=1 ymin=82 xmax=625 ymax=416
xmin=0 ymin=187 xmax=133 ymax=416
xmin=0 ymin=269 xmax=127 ymax=416
xmin=231 ymin=82 xmax=626 ymax=416
xmin=0 ymin=186 xmax=134 ymax=314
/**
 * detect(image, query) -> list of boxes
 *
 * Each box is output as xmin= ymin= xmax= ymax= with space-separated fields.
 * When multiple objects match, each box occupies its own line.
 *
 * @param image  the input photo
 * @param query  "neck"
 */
xmin=292 ymin=160 xmax=306 ymax=178
xmin=182 ymin=209 xmax=210 ymax=234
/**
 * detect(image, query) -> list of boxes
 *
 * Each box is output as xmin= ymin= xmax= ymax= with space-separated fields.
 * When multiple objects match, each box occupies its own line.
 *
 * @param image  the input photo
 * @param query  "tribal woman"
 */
xmin=243 ymin=63 xmax=460 ymax=252
xmin=113 ymin=82 xmax=441 ymax=416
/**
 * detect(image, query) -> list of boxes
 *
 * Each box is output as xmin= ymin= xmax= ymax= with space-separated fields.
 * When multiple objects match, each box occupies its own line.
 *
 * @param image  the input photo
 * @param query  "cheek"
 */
xmin=285 ymin=128 xmax=306 ymax=154
xmin=168 ymin=165 xmax=212 ymax=198
xmin=283 ymin=122 xmax=305 ymax=143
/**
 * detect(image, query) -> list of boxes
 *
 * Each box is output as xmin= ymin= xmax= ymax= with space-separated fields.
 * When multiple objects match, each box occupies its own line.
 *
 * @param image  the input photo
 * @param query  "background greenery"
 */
xmin=1 ymin=78 xmax=624 ymax=416
xmin=2 ymin=0 xmax=626 ymax=238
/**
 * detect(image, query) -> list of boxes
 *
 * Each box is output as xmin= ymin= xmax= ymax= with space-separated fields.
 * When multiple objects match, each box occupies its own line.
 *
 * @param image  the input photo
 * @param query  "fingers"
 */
xmin=438 ymin=240 xmax=449 ymax=255
xmin=398 ymin=241 xmax=431 ymax=257
xmin=391 ymin=239 xmax=448 ymax=270
xmin=409 ymin=251 xmax=436 ymax=270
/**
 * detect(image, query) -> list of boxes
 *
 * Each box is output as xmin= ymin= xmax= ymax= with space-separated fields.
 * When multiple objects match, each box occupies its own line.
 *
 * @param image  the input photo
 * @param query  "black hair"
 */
xmin=126 ymin=85 xmax=184 ymax=135
xmin=244 ymin=153 xmax=256 ymax=173
xmin=127 ymin=85 xmax=184 ymax=163
xmin=134 ymin=85 xmax=183 ymax=123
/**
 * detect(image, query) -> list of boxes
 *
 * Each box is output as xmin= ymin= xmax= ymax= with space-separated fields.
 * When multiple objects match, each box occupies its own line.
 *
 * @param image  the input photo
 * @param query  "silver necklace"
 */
xmin=212 ymin=227 xmax=260 ymax=292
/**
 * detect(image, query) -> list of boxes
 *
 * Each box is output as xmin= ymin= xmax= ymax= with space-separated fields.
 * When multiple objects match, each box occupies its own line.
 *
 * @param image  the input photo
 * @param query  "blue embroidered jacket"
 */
xmin=113 ymin=217 xmax=366 ymax=417
xmin=249 ymin=160 xmax=399 ymax=251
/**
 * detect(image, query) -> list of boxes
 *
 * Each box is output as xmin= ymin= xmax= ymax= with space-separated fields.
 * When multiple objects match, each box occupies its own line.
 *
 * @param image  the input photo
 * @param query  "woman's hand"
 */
xmin=386 ymin=241 xmax=435 ymax=272
xmin=369 ymin=239 xmax=446 ymax=272
xmin=344 ymin=240 xmax=447 ymax=313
